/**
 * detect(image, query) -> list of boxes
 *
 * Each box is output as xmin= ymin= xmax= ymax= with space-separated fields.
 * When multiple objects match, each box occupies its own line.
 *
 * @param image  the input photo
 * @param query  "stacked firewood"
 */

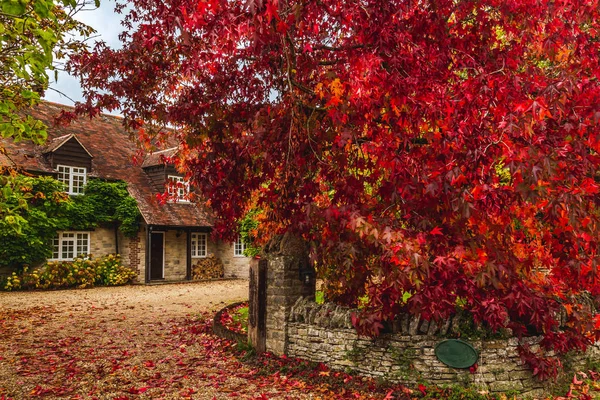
xmin=191 ymin=255 xmax=224 ymax=280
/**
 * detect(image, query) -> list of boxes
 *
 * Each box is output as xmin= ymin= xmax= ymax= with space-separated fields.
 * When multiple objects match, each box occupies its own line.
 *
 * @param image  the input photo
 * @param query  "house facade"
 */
xmin=0 ymin=102 xmax=250 ymax=282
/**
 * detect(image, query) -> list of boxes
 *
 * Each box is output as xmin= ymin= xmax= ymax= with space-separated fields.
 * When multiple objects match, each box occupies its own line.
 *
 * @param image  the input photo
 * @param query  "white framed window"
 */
xmin=167 ymin=175 xmax=189 ymax=202
xmin=57 ymin=165 xmax=87 ymax=195
xmin=191 ymin=233 xmax=207 ymax=258
xmin=50 ymin=231 xmax=90 ymax=261
xmin=234 ymin=237 xmax=246 ymax=257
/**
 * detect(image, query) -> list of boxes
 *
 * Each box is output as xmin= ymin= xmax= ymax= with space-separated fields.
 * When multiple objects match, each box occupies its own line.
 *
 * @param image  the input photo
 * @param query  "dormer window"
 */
xmin=57 ymin=165 xmax=87 ymax=195
xmin=167 ymin=175 xmax=189 ymax=202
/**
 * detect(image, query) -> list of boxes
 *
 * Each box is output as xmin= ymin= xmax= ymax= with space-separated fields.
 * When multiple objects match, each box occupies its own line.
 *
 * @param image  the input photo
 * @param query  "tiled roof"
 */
xmin=0 ymin=150 xmax=15 ymax=168
xmin=42 ymin=133 xmax=72 ymax=153
xmin=0 ymin=101 xmax=212 ymax=228
xmin=142 ymin=147 xmax=178 ymax=168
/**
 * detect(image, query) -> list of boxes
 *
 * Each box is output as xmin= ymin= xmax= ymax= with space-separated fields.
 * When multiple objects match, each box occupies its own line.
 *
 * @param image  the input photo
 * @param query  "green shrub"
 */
xmin=2 ymin=254 xmax=137 ymax=291
xmin=0 ymin=173 xmax=142 ymax=273
xmin=239 ymin=210 xmax=261 ymax=257
xmin=0 ymin=174 xmax=72 ymax=270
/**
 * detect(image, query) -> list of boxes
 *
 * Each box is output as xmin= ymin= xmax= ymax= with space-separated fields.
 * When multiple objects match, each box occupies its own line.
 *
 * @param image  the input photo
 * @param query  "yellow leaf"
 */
xmin=329 ymin=78 xmax=344 ymax=98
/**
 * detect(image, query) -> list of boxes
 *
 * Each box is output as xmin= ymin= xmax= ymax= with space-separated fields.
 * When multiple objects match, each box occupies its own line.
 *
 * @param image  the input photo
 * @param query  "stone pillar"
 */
xmin=263 ymin=233 xmax=315 ymax=355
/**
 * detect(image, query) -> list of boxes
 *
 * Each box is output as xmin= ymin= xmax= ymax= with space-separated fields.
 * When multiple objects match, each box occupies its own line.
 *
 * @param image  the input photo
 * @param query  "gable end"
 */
xmin=48 ymin=136 xmax=93 ymax=171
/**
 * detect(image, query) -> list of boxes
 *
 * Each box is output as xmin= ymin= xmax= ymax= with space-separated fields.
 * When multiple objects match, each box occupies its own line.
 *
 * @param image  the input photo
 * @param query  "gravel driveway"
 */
xmin=0 ymin=279 xmax=249 ymax=322
xmin=0 ymin=280 xmax=296 ymax=399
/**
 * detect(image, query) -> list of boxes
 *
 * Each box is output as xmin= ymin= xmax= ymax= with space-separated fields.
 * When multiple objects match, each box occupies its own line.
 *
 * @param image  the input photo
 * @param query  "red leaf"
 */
xmin=429 ymin=226 xmax=443 ymax=236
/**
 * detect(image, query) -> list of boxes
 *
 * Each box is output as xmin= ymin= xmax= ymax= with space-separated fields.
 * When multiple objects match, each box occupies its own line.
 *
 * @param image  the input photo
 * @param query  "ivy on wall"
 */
xmin=0 ymin=171 xmax=141 ymax=272
xmin=239 ymin=209 xmax=261 ymax=258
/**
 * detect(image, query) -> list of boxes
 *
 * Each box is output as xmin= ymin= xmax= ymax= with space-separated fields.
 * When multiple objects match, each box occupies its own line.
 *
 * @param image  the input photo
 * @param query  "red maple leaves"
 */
xmin=69 ymin=0 xmax=600 ymax=378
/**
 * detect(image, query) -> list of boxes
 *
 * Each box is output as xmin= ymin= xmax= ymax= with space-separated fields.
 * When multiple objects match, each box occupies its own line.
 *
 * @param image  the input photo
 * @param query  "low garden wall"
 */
xmin=286 ymin=297 xmax=600 ymax=397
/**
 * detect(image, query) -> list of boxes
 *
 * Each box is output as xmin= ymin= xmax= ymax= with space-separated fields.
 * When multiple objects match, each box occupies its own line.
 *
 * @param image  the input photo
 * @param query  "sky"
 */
xmin=44 ymin=0 xmax=124 ymax=107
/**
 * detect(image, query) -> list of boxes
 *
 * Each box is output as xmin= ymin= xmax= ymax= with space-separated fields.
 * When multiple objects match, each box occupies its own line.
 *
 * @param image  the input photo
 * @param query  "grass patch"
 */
xmin=233 ymin=305 xmax=249 ymax=331
xmin=316 ymin=290 xmax=325 ymax=304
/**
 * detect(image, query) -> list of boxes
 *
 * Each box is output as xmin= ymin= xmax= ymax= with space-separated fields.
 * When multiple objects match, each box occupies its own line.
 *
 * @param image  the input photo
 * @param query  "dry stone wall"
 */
xmin=286 ymin=297 xmax=600 ymax=397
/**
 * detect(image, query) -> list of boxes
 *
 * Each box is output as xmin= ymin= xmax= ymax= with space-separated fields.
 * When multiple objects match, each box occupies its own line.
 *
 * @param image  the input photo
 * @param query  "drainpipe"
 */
xmin=186 ymin=229 xmax=192 ymax=281
xmin=114 ymin=221 xmax=119 ymax=255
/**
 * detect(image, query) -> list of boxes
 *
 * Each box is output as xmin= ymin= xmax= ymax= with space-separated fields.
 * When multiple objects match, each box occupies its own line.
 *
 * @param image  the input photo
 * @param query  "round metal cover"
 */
xmin=434 ymin=339 xmax=478 ymax=368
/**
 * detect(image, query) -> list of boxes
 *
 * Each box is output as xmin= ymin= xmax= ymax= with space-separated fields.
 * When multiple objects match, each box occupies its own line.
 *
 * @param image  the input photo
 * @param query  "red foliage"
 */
xmin=69 ymin=0 xmax=600 ymax=378
xmin=220 ymin=302 xmax=248 ymax=335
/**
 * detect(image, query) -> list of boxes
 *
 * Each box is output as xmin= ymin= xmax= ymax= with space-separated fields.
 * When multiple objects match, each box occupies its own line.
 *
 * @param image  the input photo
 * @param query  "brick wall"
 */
xmin=121 ymin=229 xmax=144 ymax=282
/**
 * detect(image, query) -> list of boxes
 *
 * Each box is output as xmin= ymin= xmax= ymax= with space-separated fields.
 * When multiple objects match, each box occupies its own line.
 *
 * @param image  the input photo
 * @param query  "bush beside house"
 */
xmin=0 ymin=172 xmax=141 ymax=276
xmin=2 ymin=254 xmax=137 ymax=290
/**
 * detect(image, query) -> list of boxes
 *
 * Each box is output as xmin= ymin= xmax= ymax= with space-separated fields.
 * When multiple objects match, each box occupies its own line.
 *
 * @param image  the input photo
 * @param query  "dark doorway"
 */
xmin=150 ymin=232 xmax=164 ymax=280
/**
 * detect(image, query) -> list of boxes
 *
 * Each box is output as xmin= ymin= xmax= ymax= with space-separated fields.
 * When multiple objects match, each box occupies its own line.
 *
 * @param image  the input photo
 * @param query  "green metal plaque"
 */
xmin=434 ymin=339 xmax=478 ymax=368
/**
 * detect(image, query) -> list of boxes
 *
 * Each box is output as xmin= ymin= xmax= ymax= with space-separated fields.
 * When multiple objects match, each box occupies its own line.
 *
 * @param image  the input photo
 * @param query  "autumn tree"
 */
xmin=69 ymin=0 xmax=600 ymax=377
xmin=0 ymin=0 xmax=97 ymax=143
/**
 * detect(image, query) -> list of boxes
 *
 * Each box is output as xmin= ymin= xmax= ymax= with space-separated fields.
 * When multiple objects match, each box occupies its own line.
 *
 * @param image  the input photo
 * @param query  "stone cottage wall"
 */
xmin=89 ymin=227 xmax=118 ymax=257
xmin=90 ymin=226 xmax=145 ymax=283
xmin=163 ymin=230 xmax=187 ymax=281
xmin=217 ymin=242 xmax=250 ymax=279
xmin=286 ymin=298 xmax=600 ymax=397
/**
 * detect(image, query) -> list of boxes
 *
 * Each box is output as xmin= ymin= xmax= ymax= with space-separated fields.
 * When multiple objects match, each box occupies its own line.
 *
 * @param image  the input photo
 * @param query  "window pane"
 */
xmin=52 ymin=236 xmax=59 ymax=259
xmin=76 ymin=233 xmax=89 ymax=256
xmin=73 ymin=175 xmax=85 ymax=193
xmin=191 ymin=233 xmax=197 ymax=257
xmin=234 ymin=238 xmax=245 ymax=256
xmin=57 ymin=165 xmax=87 ymax=195
xmin=168 ymin=175 xmax=188 ymax=202
xmin=57 ymin=166 xmax=69 ymax=186
xmin=62 ymin=239 xmax=74 ymax=259
xmin=199 ymin=234 xmax=206 ymax=257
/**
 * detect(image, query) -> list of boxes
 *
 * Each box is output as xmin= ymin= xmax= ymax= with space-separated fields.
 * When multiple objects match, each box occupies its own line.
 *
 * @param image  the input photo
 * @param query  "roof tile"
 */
xmin=1 ymin=102 xmax=212 ymax=228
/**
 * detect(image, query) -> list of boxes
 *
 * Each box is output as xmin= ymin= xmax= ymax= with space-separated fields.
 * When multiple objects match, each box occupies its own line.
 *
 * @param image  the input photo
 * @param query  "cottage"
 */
xmin=0 ymin=101 xmax=250 ymax=282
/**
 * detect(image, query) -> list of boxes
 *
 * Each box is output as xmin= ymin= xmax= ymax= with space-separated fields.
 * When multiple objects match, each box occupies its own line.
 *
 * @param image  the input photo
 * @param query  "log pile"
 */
xmin=192 ymin=255 xmax=224 ymax=280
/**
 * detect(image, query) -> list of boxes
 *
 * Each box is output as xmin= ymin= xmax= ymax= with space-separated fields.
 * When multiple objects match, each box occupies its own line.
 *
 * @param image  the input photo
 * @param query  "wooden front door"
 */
xmin=150 ymin=232 xmax=164 ymax=280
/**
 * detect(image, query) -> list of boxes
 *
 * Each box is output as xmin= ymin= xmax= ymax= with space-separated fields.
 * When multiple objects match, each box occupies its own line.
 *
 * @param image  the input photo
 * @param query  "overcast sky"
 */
xmin=44 ymin=0 xmax=124 ymax=107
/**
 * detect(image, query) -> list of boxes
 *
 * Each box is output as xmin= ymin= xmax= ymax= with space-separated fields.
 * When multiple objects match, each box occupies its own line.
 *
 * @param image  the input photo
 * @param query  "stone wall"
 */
xmin=116 ymin=227 xmax=250 ymax=283
xmin=90 ymin=226 xmax=145 ymax=283
xmin=286 ymin=297 xmax=600 ymax=397
xmin=89 ymin=227 xmax=118 ymax=256
xmin=192 ymin=237 xmax=219 ymax=267
xmin=263 ymin=234 xmax=316 ymax=355
xmin=164 ymin=230 xmax=187 ymax=281
xmin=217 ymin=242 xmax=250 ymax=279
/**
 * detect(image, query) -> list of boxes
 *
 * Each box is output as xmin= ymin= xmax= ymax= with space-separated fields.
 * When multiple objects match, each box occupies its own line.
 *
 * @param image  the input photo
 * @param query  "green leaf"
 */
xmin=33 ymin=0 xmax=50 ymax=18
xmin=1 ymin=0 xmax=26 ymax=16
xmin=20 ymin=90 xmax=39 ymax=100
